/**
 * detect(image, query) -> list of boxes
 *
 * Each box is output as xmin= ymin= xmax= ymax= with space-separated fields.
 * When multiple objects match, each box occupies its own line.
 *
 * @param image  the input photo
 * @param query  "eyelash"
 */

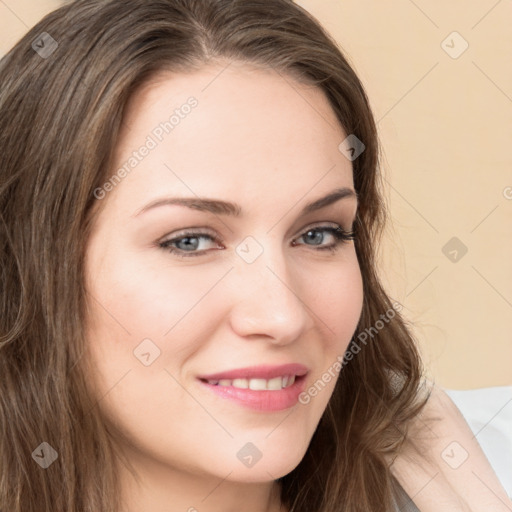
xmin=158 ymin=224 xmax=355 ymax=259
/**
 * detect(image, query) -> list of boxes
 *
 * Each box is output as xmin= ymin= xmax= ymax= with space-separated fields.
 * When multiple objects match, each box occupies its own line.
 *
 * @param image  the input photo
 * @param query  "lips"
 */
xmin=197 ymin=363 xmax=309 ymax=381
xmin=196 ymin=364 xmax=309 ymax=412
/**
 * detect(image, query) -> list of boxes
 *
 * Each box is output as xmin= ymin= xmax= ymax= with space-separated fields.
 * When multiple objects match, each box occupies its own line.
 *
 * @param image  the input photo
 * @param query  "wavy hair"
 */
xmin=0 ymin=1 xmax=428 ymax=510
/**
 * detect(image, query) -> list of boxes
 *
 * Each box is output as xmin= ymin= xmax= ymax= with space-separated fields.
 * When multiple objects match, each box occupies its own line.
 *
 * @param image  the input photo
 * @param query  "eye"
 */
xmin=157 ymin=224 xmax=355 ymax=258
xmin=158 ymin=230 xmax=222 ymax=258
xmin=292 ymin=224 xmax=355 ymax=253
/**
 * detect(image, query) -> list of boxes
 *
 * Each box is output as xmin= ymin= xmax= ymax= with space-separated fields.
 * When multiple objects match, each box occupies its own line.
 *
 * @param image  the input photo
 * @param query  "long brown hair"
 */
xmin=0 ymin=1 xmax=428 ymax=510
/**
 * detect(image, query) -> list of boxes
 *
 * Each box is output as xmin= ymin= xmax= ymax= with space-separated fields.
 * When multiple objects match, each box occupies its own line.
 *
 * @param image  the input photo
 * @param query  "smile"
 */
xmin=197 ymin=372 xmax=308 ymax=412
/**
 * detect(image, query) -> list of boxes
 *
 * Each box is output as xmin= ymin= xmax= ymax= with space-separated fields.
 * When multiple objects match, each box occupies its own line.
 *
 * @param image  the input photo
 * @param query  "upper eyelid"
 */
xmin=159 ymin=221 xmax=350 ymax=243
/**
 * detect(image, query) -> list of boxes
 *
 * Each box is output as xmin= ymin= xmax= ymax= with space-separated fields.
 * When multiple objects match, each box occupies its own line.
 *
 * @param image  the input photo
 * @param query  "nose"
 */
xmin=227 ymin=245 xmax=315 ymax=345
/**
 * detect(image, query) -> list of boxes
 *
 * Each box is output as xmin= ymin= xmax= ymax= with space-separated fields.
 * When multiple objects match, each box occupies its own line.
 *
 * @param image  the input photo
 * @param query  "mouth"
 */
xmin=196 ymin=364 xmax=309 ymax=412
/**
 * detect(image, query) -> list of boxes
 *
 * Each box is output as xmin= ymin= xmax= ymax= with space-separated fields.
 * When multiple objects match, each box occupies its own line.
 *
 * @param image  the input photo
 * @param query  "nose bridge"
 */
xmin=228 ymin=238 xmax=312 ymax=342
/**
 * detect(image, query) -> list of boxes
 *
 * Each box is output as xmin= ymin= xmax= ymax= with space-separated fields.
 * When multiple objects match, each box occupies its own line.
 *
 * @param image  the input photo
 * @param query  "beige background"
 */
xmin=1 ymin=1 xmax=510 ymax=389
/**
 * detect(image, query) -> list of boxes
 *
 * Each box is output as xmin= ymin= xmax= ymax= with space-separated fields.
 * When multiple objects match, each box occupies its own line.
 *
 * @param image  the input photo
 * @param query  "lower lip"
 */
xmin=197 ymin=375 xmax=307 ymax=412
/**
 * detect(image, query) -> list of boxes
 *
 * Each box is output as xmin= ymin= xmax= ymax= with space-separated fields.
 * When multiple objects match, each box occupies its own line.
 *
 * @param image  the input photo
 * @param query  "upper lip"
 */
xmin=198 ymin=363 xmax=309 ymax=381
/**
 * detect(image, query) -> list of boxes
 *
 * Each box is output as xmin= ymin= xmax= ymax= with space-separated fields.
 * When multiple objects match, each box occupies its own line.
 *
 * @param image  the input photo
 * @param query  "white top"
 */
xmin=391 ymin=386 xmax=512 ymax=510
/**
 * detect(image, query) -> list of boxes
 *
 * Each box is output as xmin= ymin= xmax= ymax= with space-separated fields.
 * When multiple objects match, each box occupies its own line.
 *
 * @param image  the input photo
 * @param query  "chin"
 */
xmin=221 ymin=443 xmax=309 ymax=484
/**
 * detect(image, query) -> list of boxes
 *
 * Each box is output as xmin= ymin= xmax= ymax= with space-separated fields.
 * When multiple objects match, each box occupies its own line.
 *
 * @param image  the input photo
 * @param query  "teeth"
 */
xmin=232 ymin=378 xmax=249 ymax=388
xmin=206 ymin=375 xmax=297 ymax=390
xmin=266 ymin=377 xmax=283 ymax=390
xmin=248 ymin=378 xmax=266 ymax=390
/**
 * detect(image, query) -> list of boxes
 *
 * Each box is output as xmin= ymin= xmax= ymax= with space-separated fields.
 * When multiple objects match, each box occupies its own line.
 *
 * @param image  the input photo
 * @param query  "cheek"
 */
xmin=86 ymin=243 xmax=229 ymax=345
xmin=83 ymin=245 xmax=241 ymax=413
xmin=295 ymin=254 xmax=362 ymax=418
xmin=302 ymin=251 xmax=363 ymax=349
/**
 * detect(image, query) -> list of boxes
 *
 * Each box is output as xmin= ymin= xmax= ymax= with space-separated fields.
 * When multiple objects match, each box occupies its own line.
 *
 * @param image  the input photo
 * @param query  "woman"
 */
xmin=0 ymin=1 xmax=510 ymax=511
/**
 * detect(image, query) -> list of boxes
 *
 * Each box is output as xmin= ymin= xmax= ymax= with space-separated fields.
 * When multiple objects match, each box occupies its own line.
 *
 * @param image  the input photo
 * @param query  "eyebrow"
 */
xmin=133 ymin=186 xmax=357 ymax=218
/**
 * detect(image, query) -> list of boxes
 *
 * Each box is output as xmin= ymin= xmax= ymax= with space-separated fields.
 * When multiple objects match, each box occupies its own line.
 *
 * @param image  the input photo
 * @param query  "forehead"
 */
xmin=106 ymin=61 xmax=353 ymax=215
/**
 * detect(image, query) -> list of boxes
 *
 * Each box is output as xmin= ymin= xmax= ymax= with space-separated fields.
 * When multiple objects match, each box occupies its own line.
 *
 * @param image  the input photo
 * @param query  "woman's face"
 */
xmin=84 ymin=61 xmax=363 ymax=486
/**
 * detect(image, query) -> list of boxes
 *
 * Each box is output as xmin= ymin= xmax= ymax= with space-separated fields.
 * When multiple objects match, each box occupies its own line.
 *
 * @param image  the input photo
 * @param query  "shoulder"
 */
xmin=444 ymin=385 xmax=512 ymax=496
xmin=389 ymin=383 xmax=512 ymax=511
